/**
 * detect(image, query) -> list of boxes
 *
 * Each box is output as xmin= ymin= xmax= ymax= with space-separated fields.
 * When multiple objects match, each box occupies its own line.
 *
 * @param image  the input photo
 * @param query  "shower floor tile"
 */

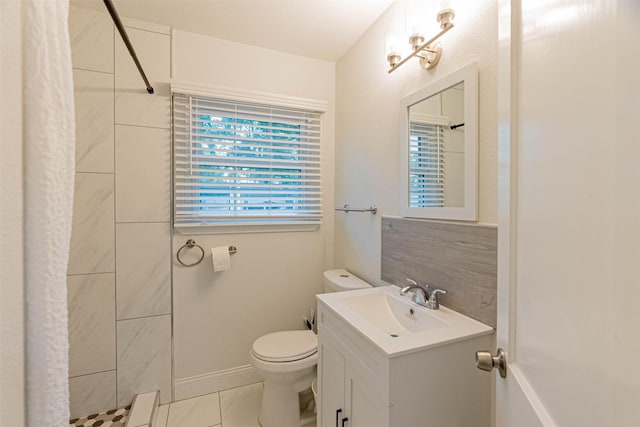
xmin=69 ymin=405 xmax=130 ymax=427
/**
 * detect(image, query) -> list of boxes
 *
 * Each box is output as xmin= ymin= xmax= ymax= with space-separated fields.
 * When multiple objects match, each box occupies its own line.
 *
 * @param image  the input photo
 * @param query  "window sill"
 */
xmin=173 ymin=222 xmax=321 ymax=235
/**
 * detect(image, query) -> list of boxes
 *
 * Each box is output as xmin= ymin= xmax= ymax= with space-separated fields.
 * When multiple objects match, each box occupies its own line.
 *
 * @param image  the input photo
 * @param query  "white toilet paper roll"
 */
xmin=211 ymin=246 xmax=231 ymax=272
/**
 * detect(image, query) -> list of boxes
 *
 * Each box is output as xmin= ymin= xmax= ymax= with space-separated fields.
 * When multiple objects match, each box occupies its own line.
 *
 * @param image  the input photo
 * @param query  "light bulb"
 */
xmin=386 ymin=36 xmax=400 ymax=56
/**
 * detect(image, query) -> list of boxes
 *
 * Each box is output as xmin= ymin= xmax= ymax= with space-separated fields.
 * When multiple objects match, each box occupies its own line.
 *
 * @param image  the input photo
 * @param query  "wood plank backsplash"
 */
xmin=381 ymin=217 xmax=497 ymax=328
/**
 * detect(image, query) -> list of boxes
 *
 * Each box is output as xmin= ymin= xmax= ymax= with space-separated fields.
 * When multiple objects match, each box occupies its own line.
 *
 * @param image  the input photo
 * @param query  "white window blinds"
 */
xmin=409 ymin=120 xmax=445 ymax=208
xmin=172 ymin=93 xmax=322 ymax=226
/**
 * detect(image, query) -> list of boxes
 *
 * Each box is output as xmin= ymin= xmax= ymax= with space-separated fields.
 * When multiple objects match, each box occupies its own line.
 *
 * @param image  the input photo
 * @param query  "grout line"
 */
xmin=114 ymin=122 xmax=171 ymax=131
xmin=67 ymin=271 xmax=115 ymax=277
xmin=169 ymin=215 xmax=176 ymax=407
xmin=115 ymin=221 xmax=170 ymax=225
xmin=114 ymin=122 xmax=171 ymax=130
xmin=217 ymin=391 xmax=222 ymax=426
xmin=169 ymin=25 xmax=173 ymax=82
xmin=123 ymin=23 xmax=170 ymax=36
xmin=69 ymin=368 xmax=116 ymax=380
xmin=113 ymin=26 xmax=119 ymax=407
xmin=116 ymin=313 xmax=171 ymax=322
xmin=75 ymin=171 xmax=115 ymax=175
xmin=166 ymin=401 xmax=173 ymax=427
xmin=159 ymin=402 xmax=170 ymax=427
xmin=168 ymin=65 xmax=176 ymax=406
xmin=72 ymin=66 xmax=113 ymax=75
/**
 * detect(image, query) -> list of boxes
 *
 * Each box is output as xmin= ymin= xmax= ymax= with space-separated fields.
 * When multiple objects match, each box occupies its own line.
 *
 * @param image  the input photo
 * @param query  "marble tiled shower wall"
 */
xmin=67 ymin=7 xmax=172 ymax=418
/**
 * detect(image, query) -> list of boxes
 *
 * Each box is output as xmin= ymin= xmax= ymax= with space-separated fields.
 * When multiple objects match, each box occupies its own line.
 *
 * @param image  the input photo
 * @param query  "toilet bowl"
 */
xmin=250 ymin=330 xmax=318 ymax=427
xmin=249 ymin=269 xmax=371 ymax=427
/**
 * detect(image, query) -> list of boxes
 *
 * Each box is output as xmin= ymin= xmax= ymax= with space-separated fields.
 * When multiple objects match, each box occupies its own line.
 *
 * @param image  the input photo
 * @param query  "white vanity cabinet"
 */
xmin=317 ymin=297 xmax=493 ymax=427
xmin=318 ymin=337 xmax=388 ymax=427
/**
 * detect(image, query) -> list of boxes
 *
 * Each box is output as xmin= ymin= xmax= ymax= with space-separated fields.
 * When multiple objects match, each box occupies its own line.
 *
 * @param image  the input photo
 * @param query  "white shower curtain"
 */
xmin=23 ymin=0 xmax=76 ymax=425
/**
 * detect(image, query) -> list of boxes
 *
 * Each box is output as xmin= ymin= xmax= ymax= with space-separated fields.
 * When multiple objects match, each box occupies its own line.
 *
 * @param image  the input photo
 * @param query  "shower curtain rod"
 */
xmin=103 ymin=0 xmax=154 ymax=94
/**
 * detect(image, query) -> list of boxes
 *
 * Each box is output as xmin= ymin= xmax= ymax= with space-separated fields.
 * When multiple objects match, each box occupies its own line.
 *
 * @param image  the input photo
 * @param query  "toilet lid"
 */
xmin=252 ymin=330 xmax=317 ymax=362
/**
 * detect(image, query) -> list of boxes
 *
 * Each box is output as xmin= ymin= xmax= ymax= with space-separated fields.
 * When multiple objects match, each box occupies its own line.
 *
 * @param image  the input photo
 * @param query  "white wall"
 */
xmin=171 ymin=30 xmax=335 ymax=398
xmin=335 ymin=0 xmax=498 ymax=285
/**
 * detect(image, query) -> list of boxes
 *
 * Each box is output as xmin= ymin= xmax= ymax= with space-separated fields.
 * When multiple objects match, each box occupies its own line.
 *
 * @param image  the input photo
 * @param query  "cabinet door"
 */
xmin=319 ymin=341 xmax=346 ymax=427
xmin=345 ymin=365 xmax=388 ymax=427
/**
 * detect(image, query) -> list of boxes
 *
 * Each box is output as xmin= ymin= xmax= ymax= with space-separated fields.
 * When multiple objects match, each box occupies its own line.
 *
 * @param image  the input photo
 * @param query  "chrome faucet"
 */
xmin=400 ymin=278 xmax=430 ymax=305
xmin=399 ymin=278 xmax=447 ymax=310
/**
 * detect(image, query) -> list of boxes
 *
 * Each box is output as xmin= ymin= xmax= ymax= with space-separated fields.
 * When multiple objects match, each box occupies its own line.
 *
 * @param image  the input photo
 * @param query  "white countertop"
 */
xmin=317 ymin=285 xmax=494 ymax=357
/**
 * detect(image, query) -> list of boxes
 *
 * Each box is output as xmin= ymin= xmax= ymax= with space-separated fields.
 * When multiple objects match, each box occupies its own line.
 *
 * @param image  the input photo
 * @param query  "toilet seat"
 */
xmin=251 ymin=330 xmax=317 ymax=362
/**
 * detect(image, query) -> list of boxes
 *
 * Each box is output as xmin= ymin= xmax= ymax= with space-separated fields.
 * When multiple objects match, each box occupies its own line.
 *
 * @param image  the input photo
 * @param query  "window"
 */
xmin=408 ymin=118 xmax=445 ymax=208
xmin=172 ymin=93 xmax=323 ymax=227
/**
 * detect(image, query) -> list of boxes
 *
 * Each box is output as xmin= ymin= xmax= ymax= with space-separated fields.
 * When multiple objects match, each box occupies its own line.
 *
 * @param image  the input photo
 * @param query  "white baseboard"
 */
xmin=173 ymin=365 xmax=262 ymax=401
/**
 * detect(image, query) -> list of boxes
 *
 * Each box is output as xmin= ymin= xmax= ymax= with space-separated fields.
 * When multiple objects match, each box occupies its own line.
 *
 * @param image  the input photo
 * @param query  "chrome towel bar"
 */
xmin=334 ymin=204 xmax=378 ymax=215
xmin=176 ymin=239 xmax=238 ymax=267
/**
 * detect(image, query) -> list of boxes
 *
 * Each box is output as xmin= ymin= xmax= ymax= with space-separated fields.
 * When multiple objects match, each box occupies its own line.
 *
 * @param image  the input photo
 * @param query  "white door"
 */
xmin=495 ymin=1 xmax=640 ymax=426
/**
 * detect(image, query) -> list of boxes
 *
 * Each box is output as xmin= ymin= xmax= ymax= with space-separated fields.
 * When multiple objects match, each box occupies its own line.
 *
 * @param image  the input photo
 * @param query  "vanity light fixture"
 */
xmin=387 ymin=8 xmax=455 ymax=73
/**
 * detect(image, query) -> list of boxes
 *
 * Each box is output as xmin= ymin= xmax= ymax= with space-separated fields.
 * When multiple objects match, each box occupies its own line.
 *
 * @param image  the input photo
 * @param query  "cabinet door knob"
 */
xmin=336 ymin=408 xmax=342 ymax=427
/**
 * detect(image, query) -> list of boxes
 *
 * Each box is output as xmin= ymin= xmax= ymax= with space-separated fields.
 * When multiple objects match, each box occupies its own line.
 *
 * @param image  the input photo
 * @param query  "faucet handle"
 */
xmin=427 ymin=288 xmax=447 ymax=310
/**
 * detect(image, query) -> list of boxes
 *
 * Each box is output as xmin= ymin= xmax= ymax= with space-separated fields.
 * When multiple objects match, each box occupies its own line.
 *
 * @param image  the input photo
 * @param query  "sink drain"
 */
xmin=390 ymin=333 xmax=400 ymax=338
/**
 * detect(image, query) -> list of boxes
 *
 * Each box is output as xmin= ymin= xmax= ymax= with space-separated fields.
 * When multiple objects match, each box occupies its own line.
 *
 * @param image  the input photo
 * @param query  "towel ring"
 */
xmin=176 ymin=239 xmax=205 ymax=267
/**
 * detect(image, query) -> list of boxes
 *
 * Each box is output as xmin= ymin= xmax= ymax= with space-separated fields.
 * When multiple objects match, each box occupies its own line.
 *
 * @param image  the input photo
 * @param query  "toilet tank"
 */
xmin=323 ymin=269 xmax=372 ymax=293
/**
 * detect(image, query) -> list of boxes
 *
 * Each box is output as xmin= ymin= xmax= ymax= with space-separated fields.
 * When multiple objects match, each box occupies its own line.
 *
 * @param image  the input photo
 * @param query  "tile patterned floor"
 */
xmin=71 ymin=382 xmax=315 ymax=427
xmin=69 ymin=405 xmax=130 ymax=427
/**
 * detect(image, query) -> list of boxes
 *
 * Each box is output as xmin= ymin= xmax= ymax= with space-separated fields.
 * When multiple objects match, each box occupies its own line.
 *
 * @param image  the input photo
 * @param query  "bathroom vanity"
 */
xmin=316 ymin=286 xmax=493 ymax=427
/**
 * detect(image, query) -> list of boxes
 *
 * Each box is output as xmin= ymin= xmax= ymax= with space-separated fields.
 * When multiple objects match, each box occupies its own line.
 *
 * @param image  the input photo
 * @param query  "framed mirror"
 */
xmin=400 ymin=62 xmax=478 ymax=221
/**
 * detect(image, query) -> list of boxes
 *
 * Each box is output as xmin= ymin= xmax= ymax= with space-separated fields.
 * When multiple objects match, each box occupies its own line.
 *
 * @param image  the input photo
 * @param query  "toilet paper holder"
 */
xmin=176 ymin=239 xmax=237 ymax=267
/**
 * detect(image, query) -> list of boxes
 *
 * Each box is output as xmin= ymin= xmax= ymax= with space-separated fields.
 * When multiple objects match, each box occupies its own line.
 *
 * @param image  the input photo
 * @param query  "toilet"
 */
xmin=250 ymin=269 xmax=372 ymax=427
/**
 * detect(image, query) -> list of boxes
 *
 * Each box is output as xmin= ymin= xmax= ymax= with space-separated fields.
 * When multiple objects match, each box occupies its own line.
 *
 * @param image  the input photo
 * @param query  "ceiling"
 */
xmin=74 ymin=0 xmax=394 ymax=62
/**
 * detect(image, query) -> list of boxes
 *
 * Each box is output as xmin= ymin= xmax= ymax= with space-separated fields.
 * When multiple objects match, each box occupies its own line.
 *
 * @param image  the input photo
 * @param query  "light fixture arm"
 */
xmin=388 ymin=22 xmax=454 ymax=74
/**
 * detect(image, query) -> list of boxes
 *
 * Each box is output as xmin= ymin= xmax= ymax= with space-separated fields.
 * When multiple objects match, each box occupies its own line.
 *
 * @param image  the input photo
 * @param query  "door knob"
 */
xmin=475 ymin=348 xmax=507 ymax=378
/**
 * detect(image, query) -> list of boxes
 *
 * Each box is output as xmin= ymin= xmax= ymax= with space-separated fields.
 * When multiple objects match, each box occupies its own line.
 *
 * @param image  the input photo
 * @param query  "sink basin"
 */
xmin=339 ymin=291 xmax=449 ymax=334
xmin=317 ymin=285 xmax=493 ymax=356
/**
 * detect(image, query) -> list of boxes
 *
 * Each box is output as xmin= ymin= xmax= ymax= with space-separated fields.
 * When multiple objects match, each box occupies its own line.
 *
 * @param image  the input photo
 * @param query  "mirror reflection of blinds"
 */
xmin=409 ymin=121 xmax=445 ymax=208
xmin=173 ymin=93 xmax=322 ymax=226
